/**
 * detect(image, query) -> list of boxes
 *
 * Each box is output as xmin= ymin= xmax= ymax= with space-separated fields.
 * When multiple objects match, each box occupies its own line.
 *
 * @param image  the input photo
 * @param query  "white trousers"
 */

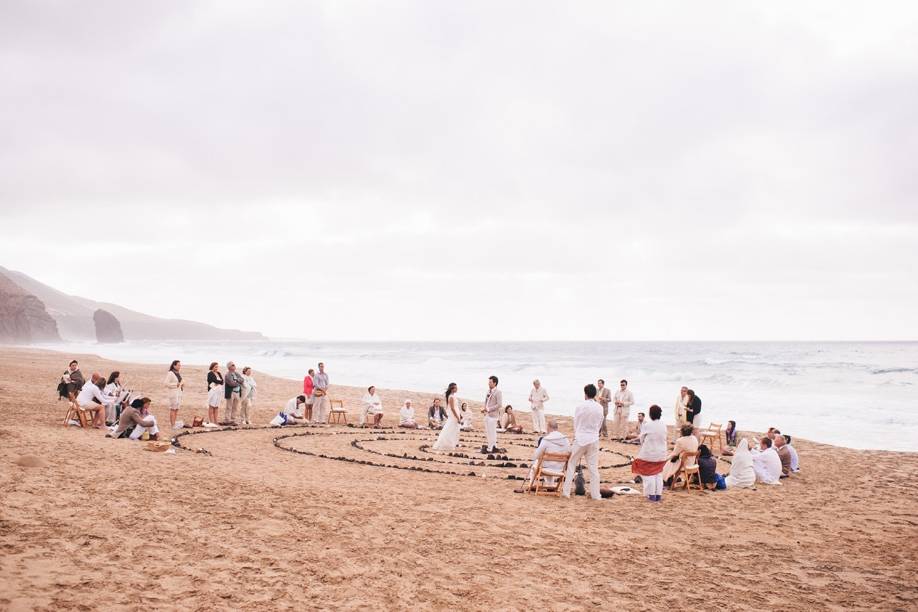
xmin=313 ymin=396 xmax=330 ymax=423
xmin=642 ymin=473 xmax=663 ymax=497
xmin=612 ymin=406 xmax=629 ymax=437
xmin=130 ymin=415 xmax=160 ymax=440
xmin=530 ymin=408 xmax=546 ymax=433
xmin=484 ymin=416 xmax=498 ymax=450
xmin=562 ymin=441 xmax=601 ymax=500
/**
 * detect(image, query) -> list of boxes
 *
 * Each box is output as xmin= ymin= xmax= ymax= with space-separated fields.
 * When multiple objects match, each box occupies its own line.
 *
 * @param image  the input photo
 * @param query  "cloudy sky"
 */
xmin=1 ymin=1 xmax=916 ymax=341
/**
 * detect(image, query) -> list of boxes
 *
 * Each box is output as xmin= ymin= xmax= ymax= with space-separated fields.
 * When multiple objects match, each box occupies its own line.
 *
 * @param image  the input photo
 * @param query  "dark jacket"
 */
xmin=224 ymin=371 xmax=245 ymax=399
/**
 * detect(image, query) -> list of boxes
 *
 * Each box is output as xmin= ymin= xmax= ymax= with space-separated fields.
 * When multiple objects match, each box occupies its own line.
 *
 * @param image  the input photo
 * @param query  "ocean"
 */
xmin=38 ymin=340 xmax=918 ymax=452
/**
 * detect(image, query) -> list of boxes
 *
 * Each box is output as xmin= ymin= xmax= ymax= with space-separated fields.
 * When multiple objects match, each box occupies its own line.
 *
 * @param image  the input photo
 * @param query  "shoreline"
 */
xmin=4 ymin=344 xmax=914 ymax=455
xmin=1 ymin=345 xmax=916 ymax=609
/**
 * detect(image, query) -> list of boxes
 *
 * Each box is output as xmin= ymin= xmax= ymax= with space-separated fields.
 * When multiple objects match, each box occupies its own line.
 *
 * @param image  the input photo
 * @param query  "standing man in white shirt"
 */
xmin=481 ymin=375 xmax=503 ymax=453
xmin=612 ymin=379 xmax=635 ymax=439
xmin=561 ymin=384 xmax=605 ymax=500
xmin=528 ymin=379 xmax=549 ymax=435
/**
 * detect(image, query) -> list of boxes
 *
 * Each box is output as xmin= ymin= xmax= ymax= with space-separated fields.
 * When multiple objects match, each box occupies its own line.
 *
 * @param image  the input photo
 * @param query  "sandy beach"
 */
xmin=1 ymin=347 xmax=916 ymax=611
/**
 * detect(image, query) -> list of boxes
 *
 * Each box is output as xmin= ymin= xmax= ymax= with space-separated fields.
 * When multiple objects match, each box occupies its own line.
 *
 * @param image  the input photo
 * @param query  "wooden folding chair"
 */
xmin=329 ymin=399 xmax=348 ymax=424
xmin=699 ymin=422 xmax=723 ymax=453
xmin=671 ymin=451 xmax=702 ymax=491
xmin=525 ymin=451 xmax=572 ymax=497
xmin=62 ymin=400 xmax=91 ymax=428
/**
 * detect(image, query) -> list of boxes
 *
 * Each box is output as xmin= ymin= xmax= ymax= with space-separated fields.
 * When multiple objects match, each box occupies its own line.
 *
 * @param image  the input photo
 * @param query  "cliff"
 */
xmin=93 ymin=309 xmax=124 ymax=343
xmin=0 ymin=272 xmax=61 ymax=343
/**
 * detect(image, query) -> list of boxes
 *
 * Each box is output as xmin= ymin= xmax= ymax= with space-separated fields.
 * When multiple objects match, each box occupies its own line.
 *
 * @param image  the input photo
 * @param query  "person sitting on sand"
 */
xmin=399 ymin=400 xmax=418 ymax=429
xmin=500 ymin=405 xmax=523 ymax=433
xmin=751 ymin=437 xmax=783 ymax=485
xmin=697 ymin=444 xmax=719 ymax=490
xmin=271 ymin=396 xmax=308 ymax=426
xmin=623 ymin=412 xmax=645 ymax=443
xmin=774 ymin=434 xmax=792 ymax=477
xmin=428 ymin=398 xmax=446 ymax=429
xmin=724 ymin=420 xmax=737 ymax=447
xmin=784 ymin=434 xmax=800 ymax=472
xmin=109 ymin=397 xmax=159 ymax=440
xmin=662 ymin=423 xmax=700 ymax=485
xmin=360 ymin=386 xmax=384 ymax=428
xmin=75 ymin=372 xmax=113 ymax=428
xmin=460 ymin=402 xmax=472 ymax=431
xmin=725 ymin=438 xmax=755 ymax=488
xmin=521 ymin=419 xmax=570 ymax=489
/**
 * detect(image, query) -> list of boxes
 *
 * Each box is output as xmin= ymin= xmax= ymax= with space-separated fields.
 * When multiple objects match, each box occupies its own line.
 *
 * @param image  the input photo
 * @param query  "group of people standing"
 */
xmin=204 ymin=361 xmax=258 ymax=426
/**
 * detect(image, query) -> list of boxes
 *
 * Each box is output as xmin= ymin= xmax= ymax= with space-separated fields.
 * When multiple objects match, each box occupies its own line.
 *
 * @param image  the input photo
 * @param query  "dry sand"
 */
xmin=0 ymin=347 xmax=916 ymax=611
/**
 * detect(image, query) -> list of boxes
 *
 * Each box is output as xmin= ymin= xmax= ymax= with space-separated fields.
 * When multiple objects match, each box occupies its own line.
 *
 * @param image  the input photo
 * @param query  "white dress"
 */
xmin=433 ymin=395 xmax=461 ymax=451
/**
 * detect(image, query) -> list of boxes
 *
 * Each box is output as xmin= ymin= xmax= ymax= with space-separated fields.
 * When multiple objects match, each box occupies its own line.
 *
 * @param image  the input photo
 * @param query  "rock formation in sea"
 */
xmin=0 ymin=271 xmax=61 ymax=343
xmin=93 ymin=308 xmax=125 ymax=343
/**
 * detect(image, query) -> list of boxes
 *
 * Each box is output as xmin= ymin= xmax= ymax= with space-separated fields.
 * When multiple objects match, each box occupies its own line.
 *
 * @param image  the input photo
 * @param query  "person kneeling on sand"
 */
xmin=109 ymin=397 xmax=159 ymax=440
xmin=399 ymin=400 xmax=419 ymax=429
xmin=751 ymin=437 xmax=782 ymax=485
xmin=500 ymin=405 xmax=523 ymax=434
xmin=518 ymin=419 xmax=570 ymax=492
xmin=622 ymin=412 xmax=645 ymax=444
xmin=270 ymin=396 xmax=308 ymax=427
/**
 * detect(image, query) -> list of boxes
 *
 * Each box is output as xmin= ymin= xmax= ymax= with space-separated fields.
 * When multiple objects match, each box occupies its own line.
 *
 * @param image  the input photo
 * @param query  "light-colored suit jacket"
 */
xmin=484 ymin=388 xmax=502 ymax=417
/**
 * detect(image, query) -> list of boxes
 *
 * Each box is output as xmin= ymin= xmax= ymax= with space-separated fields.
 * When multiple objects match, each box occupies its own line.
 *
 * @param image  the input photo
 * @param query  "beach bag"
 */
xmin=715 ymin=474 xmax=726 ymax=490
xmin=574 ymin=463 xmax=586 ymax=496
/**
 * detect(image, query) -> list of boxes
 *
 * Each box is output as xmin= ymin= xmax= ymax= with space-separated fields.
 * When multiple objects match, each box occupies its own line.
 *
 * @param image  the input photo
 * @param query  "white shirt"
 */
xmin=636 ymin=418 xmax=668 ymax=461
xmin=752 ymin=447 xmax=783 ymax=484
xmin=283 ymin=397 xmax=304 ymax=418
xmin=76 ymin=382 xmax=109 ymax=407
xmin=787 ymin=444 xmax=799 ymax=472
xmin=362 ymin=393 xmax=382 ymax=414
xmin=572 ymin=399 xmax=604 ymax=446
xmin=614 ymin=388 xmax=634 ymax=409
xmin=532 ymin=431 xmax=571 ymax=472
xmin=529 ymin=386 xmax=549 ymax=410
xmin=399 ymin=405 xmax=415 ymax=425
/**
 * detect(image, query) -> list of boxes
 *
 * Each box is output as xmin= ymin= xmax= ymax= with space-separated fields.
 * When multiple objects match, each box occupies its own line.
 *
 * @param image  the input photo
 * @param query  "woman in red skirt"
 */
xmin=631 ymin=404 xmax=668 ymax=502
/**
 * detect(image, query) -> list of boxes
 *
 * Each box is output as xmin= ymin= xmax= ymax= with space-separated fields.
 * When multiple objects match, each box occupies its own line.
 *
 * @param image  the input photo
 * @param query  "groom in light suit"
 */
xmin=481 ymin=375 xmax=502 ymax=453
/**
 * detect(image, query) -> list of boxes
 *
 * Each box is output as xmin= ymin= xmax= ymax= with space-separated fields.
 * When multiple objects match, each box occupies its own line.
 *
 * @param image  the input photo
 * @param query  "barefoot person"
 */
xmin=433 ymin=383 xmax=461 ymax=451
xmin=481 ymin=375 xmax=503 ymax=454
xmin=240 ymin=367 xmax=257 ymax=425
xmin=632 ymin=404 xmax=668 ymax=501
xmin=562 ymin=384 xmax=604 ymax=500
xmin=360 ymin=386 xmax=384 ymax=428
xmin=163 ymin=360 xmax=184 ymax=429
xmin=596 ymin=379 xmax=612 ymax=437
xmin=206 ymin=362 xmax=223 ymax=425
xmin=109 ymin=397 xmax=159 ymax=440
xmin=528 ymin=379 xmax=549 ymax=435
xmin=612 ymin=379 xmax=634 ymax=439
xmin=76 ymin=372 xmax=113 ymax=428
xmin=500 ymin=405 xmax=523 ymax=433
xmin=303 ymin=368 xmax=315 ymax=422
xmin=428 ymin=398 xmax=446 ymax=429
xmin=399 ymin=400 xmax=418 ymax=429
xmin=312 ymin=362 xmax=330 ymax=424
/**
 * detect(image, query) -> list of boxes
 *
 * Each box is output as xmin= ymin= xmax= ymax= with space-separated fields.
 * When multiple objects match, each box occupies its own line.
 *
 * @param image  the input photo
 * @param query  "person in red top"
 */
xmin=303 ymin=368 xmax=315 ymax=422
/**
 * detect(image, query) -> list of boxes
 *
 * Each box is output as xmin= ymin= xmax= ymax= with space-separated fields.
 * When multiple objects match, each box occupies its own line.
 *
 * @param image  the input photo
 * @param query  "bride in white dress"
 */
xmin=433 ymin=382 xmax=461 ymax=451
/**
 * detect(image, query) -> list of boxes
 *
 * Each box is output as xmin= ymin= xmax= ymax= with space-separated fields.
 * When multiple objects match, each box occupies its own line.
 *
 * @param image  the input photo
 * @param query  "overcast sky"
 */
xmin=1 ymin=1 xmax=916 ymax=341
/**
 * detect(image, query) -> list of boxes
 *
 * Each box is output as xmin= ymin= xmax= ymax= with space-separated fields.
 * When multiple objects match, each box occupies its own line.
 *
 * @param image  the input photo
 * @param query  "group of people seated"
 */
xmin=405 ymin=398 xmax=473 ymax=430
xmin=61 ymin=360 xmax=149 ymax=434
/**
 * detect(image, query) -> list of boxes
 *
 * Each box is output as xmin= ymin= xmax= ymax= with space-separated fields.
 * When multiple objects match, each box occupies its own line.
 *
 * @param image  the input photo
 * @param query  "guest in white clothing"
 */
xmin=76 ymin=372 xmax=113 ymax=428
xmin=240 ymin=367 xmax=257 ymax=425
xmin=785 ymin=435 xmax=800 ymax=472
xmin=633 ymin=405 xmax=668 ymax=501
xmin=623 ymin=412 xmax=645 ymax=443
xmin=528 ymin=379 xmax=549 ymax=434
xmin=725 ymin=438 xmax=756 ymax=488
xmin=561 ymin=384 xmax=605 ymax=500
xmin=163 ymin=360 xmax=184 ymax=429
xmin=360 ymin=386 xmax=384 ymax=428
xmin=102 ymin=371 xmax=128 ymax=426
xmin=523 ymin=419 xmax=571 ymax=488
xmin=751 ymin=437 xmax=783 ymax=484
xmin=270 ymin=396 xmax=307 ymax=426
xmin=399 ymin=400 xmax=418 ymax=429
xmin=612 ymin=379 xmax=634 ymax=439
xmin=674 ymin=386 xmax=688 ymax=435
xmin=460 ymin=402 xmax=473 ymax=431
